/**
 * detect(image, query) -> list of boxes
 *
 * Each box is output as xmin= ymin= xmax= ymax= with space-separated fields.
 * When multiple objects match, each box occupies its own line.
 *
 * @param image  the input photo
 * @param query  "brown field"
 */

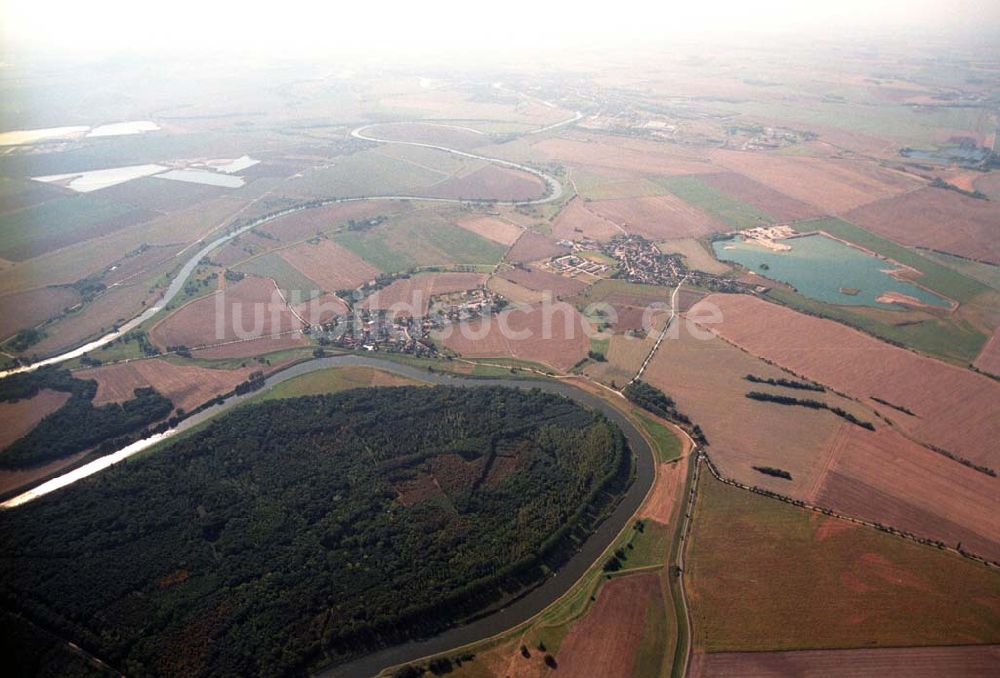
xmin=658 ymin=239 xmax=730 ymax=275
xmin=427 ymin=165 xmax=546 ymax=202
xmin=554 ymin=573 xmax=663 ymax=678
xmin=0 ymin=452 xmax=87 ymax=495
xmin=487 ymin=276 xmax=546 ymax=304
xmin=278 ymin=239 xmax=380 ymax=291
xmin=213 ymin=232 xmax=282 ymax=267
xmin=0 ymin=389 xmax=70 ymax=450
xmin=698 ymin=172 xmax=823 ymax=222
xmin=261 ymin=201 xmax=397 ymax=242
xmin=292 ymin=292 xmax=350 ymax=325
xmin=702 ymin=293 xmax=1000 ymax=468
xmin=454 ymin=215 xmax=523 ymax=246
xmin=77 ymin=359 xmax=255 ymax=413
xmin=973 ymin=326 xmax=1000 ymax=377
xmin=0 ymin=286 xmax=80 ymax=339
xmin=506 ymin=231 xmax=570 ymax=264
xmin=686 ymin=472 xmax=1000 ymax=652
xmin=439 ymin=302 xmax=590 ymax=371
xmin=709 ymin=150 xmax=920 ymax=213
xmin=640 ymin=459 xmax=688 ymax=524
xmin=499 ymin=267 xmax=587 ymax=297
xmin=973 ymin=172 xmax=1000 ymax=201
xmin=150 ymin=276 xmax=302 ymax=350
xmin=845 ymin=187 xmax=1000 ymax=264
xmin=691 ymin=645 xmax=1000 ymax=678
xmin=586 ymin=195 xmax=728 ymax=240
xmin=362 ymin=272 xmax=487 ymax=315
xmin=191 ymin=333 xmax=308 ymax=360
xmin=550 ymin=198 xmax=622 ymax=241
xmin=534 ymin=135 xmax=715 ymax=176
xmin=29 ymin=283 xmax=156 ymax=357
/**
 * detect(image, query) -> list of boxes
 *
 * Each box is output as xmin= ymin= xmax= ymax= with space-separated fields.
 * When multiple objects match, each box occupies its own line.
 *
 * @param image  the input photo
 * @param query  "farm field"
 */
xmin=550 ymin=197 xmax=622 ymax=241
xmin=455 ymin=215 xmax=523 ymax=245
xmin=845 ymin=187 xmax=1000 ymax=265
xmin=498 ymin=267 xmax=587 ymax=298
xmin=362 ymin=272 xmax=487 ymax=315
xmin=0 ymin=390 xmax=70 ymax=450
xmin=655 ymin=174 xmax=775 ymax=228
xmin=658 ymin=238 xmax=730 ymax=275
xmin=686 ymin=471 xmax=1000 ymax=652
xmin=486 ymin=276 xmax=547 ymax=304
xmin=505 ymin=230 xmax=570 ymax=263
xmin=425 ymin=164 xmax=546 ymax=202
xmin=0 ymin=286 xmax=81 ymax=339
xmin=149 ymin=276 xmax=302 ymax=351
xmin=532 ymin=135 xmax=716 ymax=176
xmin=697 ymin=172 xmax=822 ymax=222
xmin=701 ymin=293 xmax=1000 ymax=469
xmin=690 ymin=645 xmax=1000 ymax=678
xmin=363 ymin=122 xmax=489 ymax=151
xmin=586 ymin=195 xmax=728 ymax=240
xmin=276 ymin=239 xmax=380 ymax=293
xmin=438 ymin=302 xmax=591 ymax=371
xmin=76 ymin=359 xmax=255 ymax=413
xmin=261 ymin=365 xmax=426 ymax=400
xmin=708 ymin=149 xmax=920 ymax=213
xmin=236 ymin=253 xmax=323 ymax=300
xmin=974 ymin=327 xmax=1000 ymax=377
xmin=261 ymin=201 xmax=397 ymax=242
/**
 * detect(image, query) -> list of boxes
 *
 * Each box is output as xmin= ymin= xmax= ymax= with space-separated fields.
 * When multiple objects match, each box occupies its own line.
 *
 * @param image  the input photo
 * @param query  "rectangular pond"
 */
xmin=712 ymin=233 xmax=951 ymax=309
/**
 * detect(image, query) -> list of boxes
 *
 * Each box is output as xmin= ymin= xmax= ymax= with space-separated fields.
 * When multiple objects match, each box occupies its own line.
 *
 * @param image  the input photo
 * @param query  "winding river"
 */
xmin=3 ymin=354 xmax=654 ymax=677
xmin=0 ymin=121 xmax=570 ymax=380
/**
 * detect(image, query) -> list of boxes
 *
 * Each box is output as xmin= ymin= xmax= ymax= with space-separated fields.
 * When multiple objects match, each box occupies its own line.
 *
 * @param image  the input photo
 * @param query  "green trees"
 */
xmin=1 ymin=386 xmax=632 ymax=676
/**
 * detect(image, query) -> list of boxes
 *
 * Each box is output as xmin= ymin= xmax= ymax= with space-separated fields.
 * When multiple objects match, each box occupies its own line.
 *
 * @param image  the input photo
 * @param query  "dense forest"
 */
xmin=0 ymin=367 xmax=172 ymax=468
xmin=0 ymin=385 xmax=632 ymax=676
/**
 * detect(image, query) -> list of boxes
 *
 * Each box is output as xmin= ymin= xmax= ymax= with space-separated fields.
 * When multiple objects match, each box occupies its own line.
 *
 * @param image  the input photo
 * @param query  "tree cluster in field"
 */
xmin=0 ymin=386 xmax=632 ymax=676
xmin=8 ymin=328 xmax=45 ymax=352
xmin=752 ymin=465 xmax=792 ymax=480
xmin=623 ymin=380 xmax=706 ymax=444
xmin=0 ymin=367 xmax=172 ymax=467
xmin=745 ymin=374 xmax=824 ymax=392
xmin=745 ymin=391 xmax=875 ymax=430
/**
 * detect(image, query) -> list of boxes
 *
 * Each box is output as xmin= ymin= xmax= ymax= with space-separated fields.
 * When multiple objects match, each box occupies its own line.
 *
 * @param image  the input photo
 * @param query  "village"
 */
xmin=602 ymin=234 xmax=753 ymax=293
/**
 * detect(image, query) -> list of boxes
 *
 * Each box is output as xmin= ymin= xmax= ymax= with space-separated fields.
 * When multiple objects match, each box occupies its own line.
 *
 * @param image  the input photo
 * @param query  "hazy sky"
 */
xmin=3 ymin=0 xmax=999 ymax=58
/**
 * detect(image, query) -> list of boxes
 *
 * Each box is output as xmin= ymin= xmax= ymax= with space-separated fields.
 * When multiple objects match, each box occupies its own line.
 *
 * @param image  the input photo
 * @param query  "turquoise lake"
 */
xmin=712 ymin=234 xmax=950 ymax=309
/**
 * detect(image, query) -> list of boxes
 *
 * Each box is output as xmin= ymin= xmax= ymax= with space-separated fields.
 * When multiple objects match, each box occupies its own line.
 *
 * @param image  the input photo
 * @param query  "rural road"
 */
xmin=2 ymin=354 xmax=656 ymax=678
xmin=630 ymin=276 xmax=687 ymax=385
xmin=0 ymin=116 xmax=577 ymax=380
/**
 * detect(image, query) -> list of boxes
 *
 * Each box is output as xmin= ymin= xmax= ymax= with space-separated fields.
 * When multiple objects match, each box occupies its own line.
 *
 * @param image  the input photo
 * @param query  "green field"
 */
xmin=686 ymin=471 xmax=1000 ymax=652
xmin=0 ymin=195 xmax=146 ymax=261
xmin=260 ymin=365 xmax=425 ymax=400
xmin=805 ymin=217 xmax=990 ymax=304
xmin=235 ymin=252 xmax=322 ymax=299
xmin=635 ymin=412 xmax=683 ymax=463
xmin=655 ymin=175 xmax=775 ymax=229
xmin=920 ymin=249 xmax=1000 ymax=291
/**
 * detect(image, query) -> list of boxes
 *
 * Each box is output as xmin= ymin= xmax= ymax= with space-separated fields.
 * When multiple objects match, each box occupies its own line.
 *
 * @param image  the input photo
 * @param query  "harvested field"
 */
xmin=640 ymin=459 xmax=687 ymax=524
xmin=686 ymin=472 xmax=1000 ymax=652
xmin=0 ymin=286 xmax=80 ymax=339
xmin=455 ymin=215 xmax=523 ymax=246
xmin=499 ymin=267 xmax=587 ymax=298
xmin=974 ymin=172 xmax=1000 ymax=201
xmin=0 ymin=389 xmax=70 ymax=450
xmin=278 ymin=239 xmax=380 ymax=292
xmin=439 ymin=302 xmax=591 ymax=372
xmin=104 ymin=244 xmax=183 ymax=286
xmin=426 ymin=165 xmax=546 ymax=202
xmin=365 ymin=122 xmax=488 ymax=151
xmin=260 ymin=201 xmax=393 ymax=242
xmin=554 ymin=573 xmax=663 ymax=678
xmin=191 ymin=333 xmax=307 ymax=360
xmin=28 ymin=283 xmax=154 ymax=357
xmin=534 ymin=135 xmax=715 ymax=176
xmin=587 ymin=195 xmax=728 ymax=240
xmin=845 ymin=187 xmax=1000 ymax=264
xmin=551 ymin=198 xmax=622 ymax=242
xmin=506 ymin=231 xmax=570 ymax=264
xmin=691 ymin=645 xmax=1000 ymax=678
xmin=362 ymin=272 xmax=487 ymax=316
xmin=814 ymin=423 xmax=1000 ymax=561
xmin=709 ymin=150 xmax=919 ymax=213
xmin=213 ymin=232 xmax=280 ymax=267
xmin=487 ymin=276 xmax=546 ymax=304
xmin=702 ymin=294 xmax=1000 ymax=468
xmin=658 ymin=238 xmax=730 ymax=275
xmin=76 ymin=359 xmax=255 ymax=413
xmin=292 ymin=293 xmax=350 ymax=325
xmin=150 ymin=277 xmax=302 ymax=351
xmin=698 ymin=172 xmax=822 ymax=222
xmin=973 ymin=326 xmax=1000 ymax=377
